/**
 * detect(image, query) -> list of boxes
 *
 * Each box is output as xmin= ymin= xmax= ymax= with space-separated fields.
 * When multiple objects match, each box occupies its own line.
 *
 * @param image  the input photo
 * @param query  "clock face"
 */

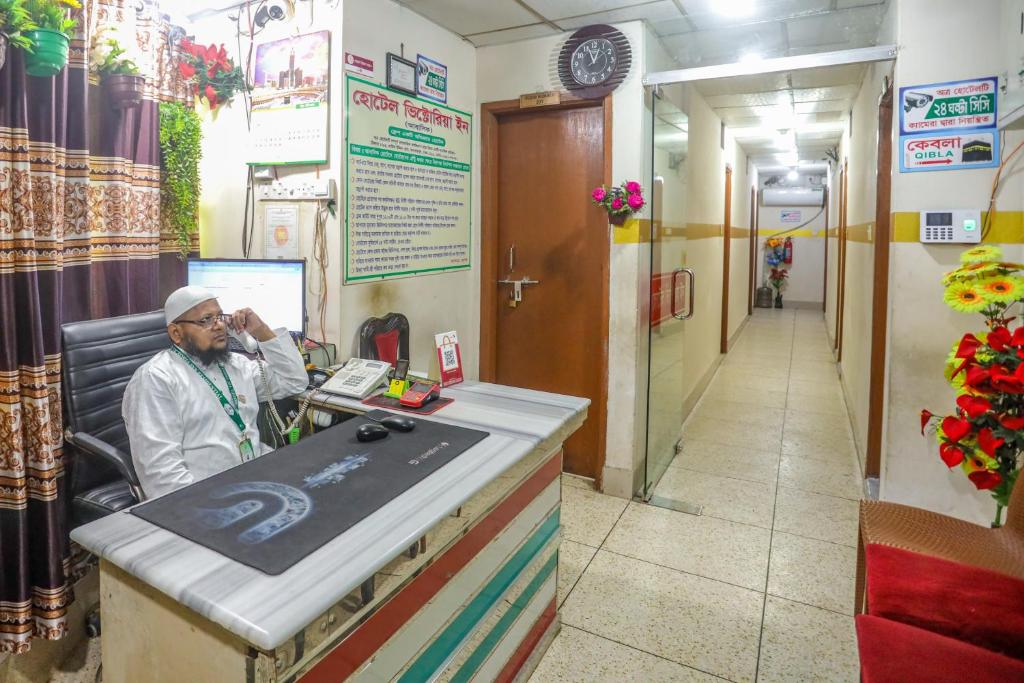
xmin=570 ymin=38 xmax=616 ymax=86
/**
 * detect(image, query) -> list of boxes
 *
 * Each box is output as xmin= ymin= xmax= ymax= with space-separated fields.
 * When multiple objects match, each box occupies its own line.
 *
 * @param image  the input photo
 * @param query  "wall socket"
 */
xmin=257 ymin=178 xmax=337 ymax=202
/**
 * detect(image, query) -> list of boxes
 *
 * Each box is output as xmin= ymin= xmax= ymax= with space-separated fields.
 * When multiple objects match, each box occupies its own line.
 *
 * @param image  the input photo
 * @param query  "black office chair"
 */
xmin=62 ymin=310 xmax=169 ymax=528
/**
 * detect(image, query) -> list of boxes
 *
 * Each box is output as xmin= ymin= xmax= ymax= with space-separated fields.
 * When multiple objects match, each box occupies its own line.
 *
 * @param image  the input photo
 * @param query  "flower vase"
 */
xmin=774 ymin=293 xmax=783 ymax=308
xmin=609 ymin=212 xmax=628 ymax=226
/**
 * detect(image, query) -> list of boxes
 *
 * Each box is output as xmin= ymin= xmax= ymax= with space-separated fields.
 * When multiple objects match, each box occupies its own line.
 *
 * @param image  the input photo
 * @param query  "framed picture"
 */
xmin=386 ymin=53 xmax=416 ymax=95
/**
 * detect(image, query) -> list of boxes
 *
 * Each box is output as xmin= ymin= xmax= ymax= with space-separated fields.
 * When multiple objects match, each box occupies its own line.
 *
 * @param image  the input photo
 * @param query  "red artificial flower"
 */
xmin=938 ymin=442 xmax=966 ymax=468
xmin=988 ymin=326 xmax=1012 ymax=352
xmin=207 ymin=65 xmax=219 ymax=79
xmin=999 ymin=414 xmax=1024 ymax=430
xmin=964 ymin=365 xmax=992 ymax=390
xmin=1012 ymin=326 xmax=1024 ymax=347
xmin=178 ymin=61 xmax=196 ymax=79
xmin=977 ymin=427 xmax=1006 ymax=457
xmin=956 ymin=333 xmax=983 ymax=359
xmin=205 ymin=84 xmax=218 ymax=110
xmin=968 ymin=470 xmax=1003 ymax=490
xmin=956 ymin=394 xmax=992 ymax=418
xmin=215 ymin=44 xmax=231 ymax=71
xmin=941 ymin=416 xmax=972 ymax=443
xmin=990 ymin=365 xmax=1024 ymax=394
xmin=920 ymin=409 xmax=934 ymax=434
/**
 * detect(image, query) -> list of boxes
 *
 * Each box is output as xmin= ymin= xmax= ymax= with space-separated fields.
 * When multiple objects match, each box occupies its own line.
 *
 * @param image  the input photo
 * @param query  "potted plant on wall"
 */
xmin=93 ymin=31 xmax=143 ymax=109
xmin=22 ymin=0 xmax=78 ymax=77
xmin=591 ymin=181 xmax=645 ymax=226
xmin=0 ymin=0 xmax=36 ymax=72
xmin=159 ymin=102 xmax=202 ymax=259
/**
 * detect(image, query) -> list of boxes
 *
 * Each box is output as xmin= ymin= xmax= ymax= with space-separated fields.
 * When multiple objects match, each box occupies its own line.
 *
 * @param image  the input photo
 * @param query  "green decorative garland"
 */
xmin=159 ymin=102 xmax=202 ymax=259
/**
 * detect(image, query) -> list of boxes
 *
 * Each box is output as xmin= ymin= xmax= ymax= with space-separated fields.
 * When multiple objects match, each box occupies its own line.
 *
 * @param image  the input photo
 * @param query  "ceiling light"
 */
xmin=787 ymin=169 xmax=799 ymax=181
xmin=717 ymin=0 xmax=756 ymax=17
xmin=738 ymin=52 xmax=762 ymax=64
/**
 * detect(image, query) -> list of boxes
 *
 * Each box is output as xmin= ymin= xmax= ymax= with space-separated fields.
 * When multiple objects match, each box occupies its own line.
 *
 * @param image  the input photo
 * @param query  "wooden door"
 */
xmin=481 ymin=101 xmax=608 ymax=479
xmin=720 ymin=166 xmax=732 ymax=354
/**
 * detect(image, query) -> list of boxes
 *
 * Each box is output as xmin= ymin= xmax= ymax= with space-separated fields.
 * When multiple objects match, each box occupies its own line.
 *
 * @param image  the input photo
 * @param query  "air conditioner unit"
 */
xmin=762 ymin=188 xmax=824 ymax=207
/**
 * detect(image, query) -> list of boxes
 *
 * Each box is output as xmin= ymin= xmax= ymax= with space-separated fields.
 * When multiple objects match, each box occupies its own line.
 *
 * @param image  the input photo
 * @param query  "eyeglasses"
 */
xmin=174 ymin=313 xmax=230 ymax=330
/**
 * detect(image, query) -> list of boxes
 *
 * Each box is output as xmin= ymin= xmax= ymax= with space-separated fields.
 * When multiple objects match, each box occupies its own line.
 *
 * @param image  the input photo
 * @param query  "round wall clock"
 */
xmin=557 ymin=25 xmax=632 ymax=99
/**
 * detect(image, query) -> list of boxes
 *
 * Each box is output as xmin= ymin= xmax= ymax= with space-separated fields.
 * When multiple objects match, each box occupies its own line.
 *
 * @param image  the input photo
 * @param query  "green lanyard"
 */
xmin=171 ymin=345 xmax=247 ymax=434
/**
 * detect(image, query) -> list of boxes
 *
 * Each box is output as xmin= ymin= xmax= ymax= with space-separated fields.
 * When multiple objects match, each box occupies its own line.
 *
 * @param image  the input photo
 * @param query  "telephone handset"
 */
xmin=319 ymin=358 xmax=391 ymax=399
xmin=228 ymin=326 xmax=259 ymax=353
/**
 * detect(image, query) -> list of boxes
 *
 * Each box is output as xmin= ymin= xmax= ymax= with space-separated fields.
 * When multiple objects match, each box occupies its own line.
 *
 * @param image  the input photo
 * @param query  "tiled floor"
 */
xmin=531 ymin=309 xmax=863 ymax=683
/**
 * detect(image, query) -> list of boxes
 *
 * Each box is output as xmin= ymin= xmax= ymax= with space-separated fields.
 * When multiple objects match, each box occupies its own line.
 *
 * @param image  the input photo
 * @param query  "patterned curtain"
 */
xmin=0 ymin=0 xmax=192 ymax=653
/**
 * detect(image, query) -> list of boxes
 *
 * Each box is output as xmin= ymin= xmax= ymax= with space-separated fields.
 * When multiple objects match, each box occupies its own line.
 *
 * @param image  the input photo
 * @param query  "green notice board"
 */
xmin=344 ymin=75 xmax=473 ymax=282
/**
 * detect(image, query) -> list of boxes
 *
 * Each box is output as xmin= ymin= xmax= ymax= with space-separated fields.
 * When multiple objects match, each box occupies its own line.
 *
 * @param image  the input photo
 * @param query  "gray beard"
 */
xmin=182 ymin=338 xmax=230 ymax=366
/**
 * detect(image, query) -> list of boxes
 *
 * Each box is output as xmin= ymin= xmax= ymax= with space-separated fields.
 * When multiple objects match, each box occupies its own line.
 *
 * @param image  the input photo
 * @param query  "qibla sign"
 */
xmin=898 ymin=76 xmax=998 ymax=173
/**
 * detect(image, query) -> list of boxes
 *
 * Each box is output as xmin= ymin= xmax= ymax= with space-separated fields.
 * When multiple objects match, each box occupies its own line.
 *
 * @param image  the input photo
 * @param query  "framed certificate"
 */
xmin=386 ymin=53 xmax=416 ymax=95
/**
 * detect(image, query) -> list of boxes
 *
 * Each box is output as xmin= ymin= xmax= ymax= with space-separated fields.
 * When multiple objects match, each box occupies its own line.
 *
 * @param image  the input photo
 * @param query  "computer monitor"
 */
xmin=186 ymin=259 xmax=306 ymax=336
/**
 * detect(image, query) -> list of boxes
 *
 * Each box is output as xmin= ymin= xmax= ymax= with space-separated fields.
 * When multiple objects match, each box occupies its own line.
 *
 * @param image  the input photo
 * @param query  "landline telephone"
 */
xmin=319 ymin=358 xmax=391 ymax=399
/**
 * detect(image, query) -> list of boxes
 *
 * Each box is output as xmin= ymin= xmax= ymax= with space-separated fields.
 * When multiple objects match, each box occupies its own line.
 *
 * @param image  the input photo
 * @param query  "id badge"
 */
xmin=239 ymin=437 xmax=256 ymax=462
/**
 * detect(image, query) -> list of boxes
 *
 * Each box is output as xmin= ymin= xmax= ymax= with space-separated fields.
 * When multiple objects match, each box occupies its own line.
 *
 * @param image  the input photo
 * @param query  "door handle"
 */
xmin=671 ymin=268 xmax=695 ymax=320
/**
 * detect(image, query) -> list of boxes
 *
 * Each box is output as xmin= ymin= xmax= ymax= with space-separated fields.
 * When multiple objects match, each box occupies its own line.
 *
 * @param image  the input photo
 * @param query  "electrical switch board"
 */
xmin=257 ymin=178 xmax=337 ymax=202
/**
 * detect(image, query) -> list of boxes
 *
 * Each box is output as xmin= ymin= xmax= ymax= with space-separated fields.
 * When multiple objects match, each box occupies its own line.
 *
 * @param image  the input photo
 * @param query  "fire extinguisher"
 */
xmin=783 ymin=237 xmax=793 ymax=265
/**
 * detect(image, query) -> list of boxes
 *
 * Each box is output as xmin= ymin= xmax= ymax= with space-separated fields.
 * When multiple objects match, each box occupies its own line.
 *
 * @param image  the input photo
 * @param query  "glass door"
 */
xmin=643 ymin=85 xmax=693 ymax=499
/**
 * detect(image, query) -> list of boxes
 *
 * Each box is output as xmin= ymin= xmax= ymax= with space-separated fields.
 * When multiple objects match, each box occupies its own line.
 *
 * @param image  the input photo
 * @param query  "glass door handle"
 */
xmin=671 ymin=268 xmax=695 ymax=320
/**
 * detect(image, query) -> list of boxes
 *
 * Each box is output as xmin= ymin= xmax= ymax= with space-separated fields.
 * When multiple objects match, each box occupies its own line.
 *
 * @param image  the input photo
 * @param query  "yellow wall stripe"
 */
xmin=612 ymin=220 xmax=726 ymax=244
xmin=759 ymin=228 xmax=826 ymax=238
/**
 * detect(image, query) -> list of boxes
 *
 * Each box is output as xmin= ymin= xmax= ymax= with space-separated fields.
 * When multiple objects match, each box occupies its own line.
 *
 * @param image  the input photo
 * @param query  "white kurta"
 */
xmin=123 ymin=329 xmax=309 ymax=499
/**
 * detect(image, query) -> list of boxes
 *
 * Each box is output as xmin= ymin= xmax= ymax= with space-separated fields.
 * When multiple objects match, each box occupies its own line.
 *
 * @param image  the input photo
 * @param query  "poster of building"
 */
xmin=344 ymin=75 xmax=472 ymax=282
xmin=248 ymin=31 xmax=330 ymax=166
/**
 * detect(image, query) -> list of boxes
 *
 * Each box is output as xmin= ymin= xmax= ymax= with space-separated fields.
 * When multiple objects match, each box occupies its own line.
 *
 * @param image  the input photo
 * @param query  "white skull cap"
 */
xmin=164 ymin=286 xmax=217 ymax=325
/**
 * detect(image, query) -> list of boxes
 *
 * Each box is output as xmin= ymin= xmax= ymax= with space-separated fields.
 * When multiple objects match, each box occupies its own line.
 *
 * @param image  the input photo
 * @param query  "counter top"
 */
xmin=71 ymin=381 xmax=588 ymax=651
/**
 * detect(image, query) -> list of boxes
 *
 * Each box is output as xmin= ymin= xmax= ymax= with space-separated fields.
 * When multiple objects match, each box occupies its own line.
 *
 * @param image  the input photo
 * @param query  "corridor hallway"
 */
xmin=532 ymin=309 xmax=863 ymax=682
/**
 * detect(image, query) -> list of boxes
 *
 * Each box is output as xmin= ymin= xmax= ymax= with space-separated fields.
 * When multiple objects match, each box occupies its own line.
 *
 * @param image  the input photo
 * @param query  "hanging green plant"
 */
xmin=159 ymin=102 xmax=202 ymax=259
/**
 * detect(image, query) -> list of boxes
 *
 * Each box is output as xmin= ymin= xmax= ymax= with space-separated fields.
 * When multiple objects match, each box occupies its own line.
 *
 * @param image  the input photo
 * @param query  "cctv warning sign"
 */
xmin=899 ymin=77 xmax=997 ymax=135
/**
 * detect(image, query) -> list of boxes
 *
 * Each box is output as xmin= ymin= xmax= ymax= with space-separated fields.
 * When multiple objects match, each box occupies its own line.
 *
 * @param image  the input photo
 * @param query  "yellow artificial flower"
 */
xmin=961 ymin=452 xmax=997 ymax=474
xmin=941 ymin=261 xmax=1002 ymax=285
xmin=978 ymin=275 xmax=1024 ymax=303
xmin=943 ymin=281 xmax=989 ymax=313
xmin=960 ymin=245 xmax=1002 ymax=264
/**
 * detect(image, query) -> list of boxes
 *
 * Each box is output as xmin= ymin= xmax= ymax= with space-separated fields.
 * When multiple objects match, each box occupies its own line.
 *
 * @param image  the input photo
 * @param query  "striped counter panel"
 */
xmin=296 ymin=449 xmax=563 ymax=682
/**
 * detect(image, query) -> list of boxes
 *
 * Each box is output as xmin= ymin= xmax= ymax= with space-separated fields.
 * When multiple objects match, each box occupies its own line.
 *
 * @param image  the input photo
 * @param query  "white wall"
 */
xmin=756 ymin=200 xmax=827 ymax=306
xmin=191 ymin=0 xmax=478 ymax=374
xmin=882 ymin=0 xmax=1024 ymax=524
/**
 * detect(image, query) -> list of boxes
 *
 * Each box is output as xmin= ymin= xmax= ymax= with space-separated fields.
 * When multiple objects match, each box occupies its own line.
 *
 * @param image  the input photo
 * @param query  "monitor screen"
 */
xmin=186 ymin=259 xmax=306 ymax=335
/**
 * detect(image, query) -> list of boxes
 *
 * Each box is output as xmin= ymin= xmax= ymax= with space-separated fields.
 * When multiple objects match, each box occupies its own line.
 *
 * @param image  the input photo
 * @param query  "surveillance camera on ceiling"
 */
xmin=255 ymin=0 xmax=294 ymax=28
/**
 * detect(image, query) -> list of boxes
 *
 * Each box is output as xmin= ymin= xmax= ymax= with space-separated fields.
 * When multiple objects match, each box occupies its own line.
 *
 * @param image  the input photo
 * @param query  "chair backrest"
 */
xmin=61 ymin=310 xmax=170 ymax=496
xmin=357 ymin=313 xmax=409 ymax=365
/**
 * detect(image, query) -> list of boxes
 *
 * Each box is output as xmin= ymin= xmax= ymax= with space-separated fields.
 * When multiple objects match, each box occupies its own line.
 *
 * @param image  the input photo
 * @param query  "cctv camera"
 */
xmin=254 ymin=0 xmax=292 ymax=28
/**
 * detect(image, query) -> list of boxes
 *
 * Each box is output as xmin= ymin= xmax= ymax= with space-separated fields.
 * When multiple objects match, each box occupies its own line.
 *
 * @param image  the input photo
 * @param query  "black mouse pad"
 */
xmin=131 ymin=417 xmax=489 ymax=575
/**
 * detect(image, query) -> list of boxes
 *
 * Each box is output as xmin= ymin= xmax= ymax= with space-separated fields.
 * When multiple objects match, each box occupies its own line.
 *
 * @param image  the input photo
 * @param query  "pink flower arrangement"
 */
xmin=591 ymin=180 xmax=645 ymax=225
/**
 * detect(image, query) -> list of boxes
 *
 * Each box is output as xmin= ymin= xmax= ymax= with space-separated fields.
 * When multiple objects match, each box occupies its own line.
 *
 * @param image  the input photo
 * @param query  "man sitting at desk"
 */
xmin=123 ymin=286 xmax=309 ymax=499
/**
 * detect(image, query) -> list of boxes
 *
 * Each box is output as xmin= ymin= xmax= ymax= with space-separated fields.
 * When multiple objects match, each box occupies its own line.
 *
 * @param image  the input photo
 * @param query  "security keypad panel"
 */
xmin=919 ymin=210 xmax=982 ymax=243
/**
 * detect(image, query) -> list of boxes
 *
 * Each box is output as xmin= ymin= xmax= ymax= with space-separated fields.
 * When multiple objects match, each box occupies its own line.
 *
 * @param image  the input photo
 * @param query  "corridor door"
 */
xmin=480 ymin=100 xmax=609 ymax=480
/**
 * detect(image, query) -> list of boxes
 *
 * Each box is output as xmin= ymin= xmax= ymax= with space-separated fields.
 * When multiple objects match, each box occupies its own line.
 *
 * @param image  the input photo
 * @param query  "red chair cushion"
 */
xmin=373 ymin=328 xmax=400 ymax=365
xmin=865 ymin=543 xmax=1024 ymax=659
xmin=857 ymin=614 xmax=1024 ymax=683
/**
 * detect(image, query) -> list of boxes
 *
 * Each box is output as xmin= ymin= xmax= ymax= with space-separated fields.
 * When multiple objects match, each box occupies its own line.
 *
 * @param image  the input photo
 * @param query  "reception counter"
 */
xmin=71 ymin=381 xmax=588 ymax=682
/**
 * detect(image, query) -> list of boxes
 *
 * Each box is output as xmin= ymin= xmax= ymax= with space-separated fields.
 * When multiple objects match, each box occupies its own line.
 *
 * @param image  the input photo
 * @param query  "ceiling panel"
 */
xmin=789 ymin=63 xmax=866 ymax=89
xmin=786 ymin=4 xmax=885 ymax=49
xmin=704 ymin=90 xmax=791 ymax=107
xmin=528 ymin=0 xmax=647 ymax=19
xmin=837 ymin=0 xmax=885 ymax=7
xmin=695 ymin=73 xmax=791 ymax=97
xmin=557 ymin=1 xmax=681 ymax=30
xmin=661 ymin=22 xmax=787 ymax=68
xmin=792 ymin=85 xmax=860 ymax=102
xmin=398 ymin=0 xmax=537 ymax=36
xmin=679 ymin=0 xmax=832 ymax=31
xmin=465 ymin=23 xmax=560 ymax=47
xmin=652 ymin=16 xmax=695 ymax=36
xmin=794 ymin=100 xmax=850 ymax=114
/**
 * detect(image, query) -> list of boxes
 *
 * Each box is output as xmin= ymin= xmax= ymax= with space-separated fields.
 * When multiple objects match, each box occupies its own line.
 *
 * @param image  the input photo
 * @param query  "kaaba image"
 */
xmin=963 ymin=139 xmax=993 ymax=162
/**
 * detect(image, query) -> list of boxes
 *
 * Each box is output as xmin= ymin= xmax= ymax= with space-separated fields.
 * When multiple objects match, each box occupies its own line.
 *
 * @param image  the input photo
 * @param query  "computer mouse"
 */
xmin=380 ymin=415 xmax=416 ymax=432
xmin=356 ymin=423 xmax=389 ymax=442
